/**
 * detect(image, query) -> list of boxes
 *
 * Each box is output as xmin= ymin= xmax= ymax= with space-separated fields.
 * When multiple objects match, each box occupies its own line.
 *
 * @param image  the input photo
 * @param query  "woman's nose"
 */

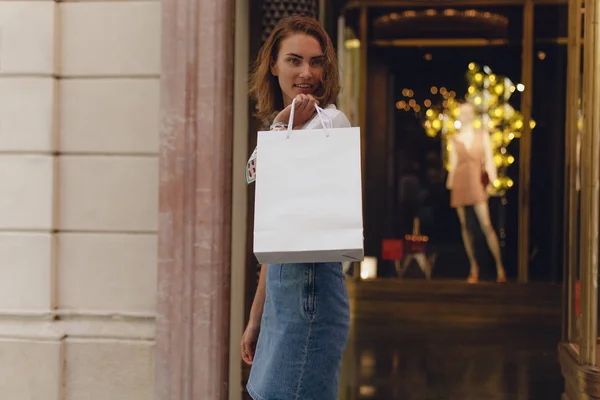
xmin=299 ymin=63 xmax=313 ymax=78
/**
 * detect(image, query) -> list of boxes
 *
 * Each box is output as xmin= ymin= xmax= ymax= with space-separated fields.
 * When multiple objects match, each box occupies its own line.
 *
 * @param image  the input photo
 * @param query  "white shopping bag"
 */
xmin=253 ymin=101 xmax=364 ymax=264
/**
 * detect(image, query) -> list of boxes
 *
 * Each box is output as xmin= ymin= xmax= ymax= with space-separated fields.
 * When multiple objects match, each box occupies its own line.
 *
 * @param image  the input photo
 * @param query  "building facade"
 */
xmin=3 ymin=0 xmax=598 ymax=398
xmin=0 ymin=0 xmax=252 ymax=398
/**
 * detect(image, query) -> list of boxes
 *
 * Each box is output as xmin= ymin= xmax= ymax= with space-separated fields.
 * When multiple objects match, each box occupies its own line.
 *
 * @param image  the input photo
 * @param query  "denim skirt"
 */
xmin=247 ymin=262 xmax=350 ymax=400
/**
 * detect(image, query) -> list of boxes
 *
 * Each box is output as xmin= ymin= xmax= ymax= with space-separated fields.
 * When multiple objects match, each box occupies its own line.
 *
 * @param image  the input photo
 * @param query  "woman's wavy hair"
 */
xmin=249 ymin=14 xmax=341 ymax=122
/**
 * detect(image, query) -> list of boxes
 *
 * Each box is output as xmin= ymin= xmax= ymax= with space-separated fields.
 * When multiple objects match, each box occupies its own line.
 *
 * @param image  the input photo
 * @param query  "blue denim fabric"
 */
xmin=247 ymin=262 xmax=350 ymax=400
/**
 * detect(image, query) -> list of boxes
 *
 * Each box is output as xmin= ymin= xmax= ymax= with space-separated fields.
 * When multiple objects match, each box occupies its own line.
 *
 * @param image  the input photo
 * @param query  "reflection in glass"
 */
xmin=383 ymin=42 xmax=524 ymax=281
xmin=331 ymin=1 xmax=571 ymax=399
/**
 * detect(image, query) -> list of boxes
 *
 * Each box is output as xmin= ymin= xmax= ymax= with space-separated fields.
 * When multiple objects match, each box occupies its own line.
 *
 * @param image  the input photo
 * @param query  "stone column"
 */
xmin=155 ymin=0 xmax=235 ymax=398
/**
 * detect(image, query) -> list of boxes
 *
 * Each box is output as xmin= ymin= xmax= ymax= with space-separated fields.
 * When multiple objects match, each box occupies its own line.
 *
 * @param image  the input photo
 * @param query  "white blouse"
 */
xmin=296 ymin=104 xmax=351 ymax=130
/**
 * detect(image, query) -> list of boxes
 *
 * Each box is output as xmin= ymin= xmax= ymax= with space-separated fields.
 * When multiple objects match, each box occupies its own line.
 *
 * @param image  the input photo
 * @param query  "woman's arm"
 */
xmin=482 ymin=131 xmax=497 ymax=183
xmin=241 ymin=264 xmax=267 ymax=365
xmin=248 ymin=264 xmax=267 ymax=327
xmin=446 ymin=138 xmax=457 ymax=189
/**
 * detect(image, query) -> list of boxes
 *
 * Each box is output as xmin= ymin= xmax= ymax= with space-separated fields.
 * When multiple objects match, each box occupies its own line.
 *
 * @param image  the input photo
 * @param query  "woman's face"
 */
xmin=458 ymin=103 xmax=475 ymax=124
xmin=271 ymin=33 xmax=325 ymax=107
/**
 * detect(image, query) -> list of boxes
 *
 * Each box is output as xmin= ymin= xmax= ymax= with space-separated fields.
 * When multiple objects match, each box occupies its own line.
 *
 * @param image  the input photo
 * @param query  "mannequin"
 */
xmin=446 ymin=102 xmax=507 ymax=284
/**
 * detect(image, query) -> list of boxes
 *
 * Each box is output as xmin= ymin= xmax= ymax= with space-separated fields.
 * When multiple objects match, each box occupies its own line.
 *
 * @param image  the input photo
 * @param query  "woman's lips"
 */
xmin=294 ymin=84 xmax=313 ymax=93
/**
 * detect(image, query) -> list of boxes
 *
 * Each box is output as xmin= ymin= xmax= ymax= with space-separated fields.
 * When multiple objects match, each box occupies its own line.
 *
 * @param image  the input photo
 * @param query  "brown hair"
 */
xmin=249 ymin=15 xmax=341 ymax=122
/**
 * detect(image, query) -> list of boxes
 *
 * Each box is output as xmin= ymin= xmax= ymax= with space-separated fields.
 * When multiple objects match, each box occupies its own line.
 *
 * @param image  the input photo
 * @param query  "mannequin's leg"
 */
xmin=456 ymin=206 xmax=479 ymax=282
xmin=473 ymin=202 xmax=507 ymax=282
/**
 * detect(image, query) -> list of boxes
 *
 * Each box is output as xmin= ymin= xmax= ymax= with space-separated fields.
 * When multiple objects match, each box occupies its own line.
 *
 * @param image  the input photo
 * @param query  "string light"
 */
xmin=422 ymin=62 xmax=536 ymax=195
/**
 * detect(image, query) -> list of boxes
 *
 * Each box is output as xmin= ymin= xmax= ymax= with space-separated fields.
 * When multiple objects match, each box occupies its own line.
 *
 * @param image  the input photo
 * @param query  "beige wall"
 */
xmin=1 ymin=0 xmax=156 ymax=398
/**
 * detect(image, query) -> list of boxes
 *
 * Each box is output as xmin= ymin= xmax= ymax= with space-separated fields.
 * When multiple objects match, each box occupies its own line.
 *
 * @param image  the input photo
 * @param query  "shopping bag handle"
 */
xmin=287 ymin=97 xmax=331 ymax=139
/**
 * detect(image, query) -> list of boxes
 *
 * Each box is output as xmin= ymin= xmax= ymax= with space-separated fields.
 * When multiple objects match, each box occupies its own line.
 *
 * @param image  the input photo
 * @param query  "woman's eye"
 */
xmin=287 ymin=58 xmax=300 ymax=65
xmin=312 ymin=59 xmax=324 ymax=67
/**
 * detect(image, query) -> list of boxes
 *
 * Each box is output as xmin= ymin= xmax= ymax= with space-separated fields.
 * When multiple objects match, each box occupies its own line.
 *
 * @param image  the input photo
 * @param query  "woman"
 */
xmin=241 ymin=15 xmax=352 ymax=400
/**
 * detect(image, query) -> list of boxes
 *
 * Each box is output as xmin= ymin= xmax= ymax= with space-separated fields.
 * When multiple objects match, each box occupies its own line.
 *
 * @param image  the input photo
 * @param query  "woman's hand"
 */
xmin=241 ymin=323 xmax=261 ymax=365
xmin=273 ymin=94 xmax=319 ymax=129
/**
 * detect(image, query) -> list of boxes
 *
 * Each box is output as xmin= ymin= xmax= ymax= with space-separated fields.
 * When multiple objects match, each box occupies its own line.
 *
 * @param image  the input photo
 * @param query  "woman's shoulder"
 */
xmin=321 ymin=104 xmax=351 ymax=128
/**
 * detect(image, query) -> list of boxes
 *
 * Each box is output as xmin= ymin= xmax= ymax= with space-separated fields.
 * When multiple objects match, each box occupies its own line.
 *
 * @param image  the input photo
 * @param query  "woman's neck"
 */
xmin=459 ymin=122 xmax=474 ymax=133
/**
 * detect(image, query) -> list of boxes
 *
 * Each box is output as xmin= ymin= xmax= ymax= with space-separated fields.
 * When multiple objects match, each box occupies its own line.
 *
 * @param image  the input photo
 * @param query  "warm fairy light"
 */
xmin=424 ymin=99 xmax=432 ymax=107
xmin=421 ymin=62 xmax=536 ymax=195
xmin=494 ymin=154 xmax=503 ymax=166
xmin=345 ymin=39 xmax=360 ymax=49
xmin=494 ymin=84 xmax=504 ymax=96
